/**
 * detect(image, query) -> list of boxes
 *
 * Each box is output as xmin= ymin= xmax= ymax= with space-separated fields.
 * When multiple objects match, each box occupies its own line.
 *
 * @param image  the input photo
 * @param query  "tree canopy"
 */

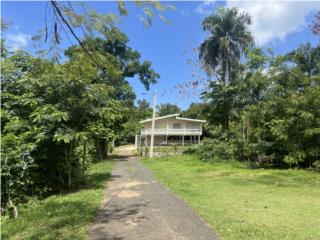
xmin=158 ymin=103 xmax=181 ymax=116
xmin=199 ymin=7 xmax=253 ymax=86
xmin=1 ymin=24 xmax=159 ymax=215
xmin=199 ymin=39 xmax=320 ymax=168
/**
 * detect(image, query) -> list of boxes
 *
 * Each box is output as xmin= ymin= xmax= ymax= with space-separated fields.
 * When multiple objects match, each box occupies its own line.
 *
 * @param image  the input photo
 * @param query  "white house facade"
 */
xmin=135 ymin=114 xmax=206 ymax=147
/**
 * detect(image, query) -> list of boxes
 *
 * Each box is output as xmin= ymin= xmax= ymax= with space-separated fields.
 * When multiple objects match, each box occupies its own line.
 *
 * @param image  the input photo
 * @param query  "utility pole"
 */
xmin=150 ymin=91 xmax=157 ymax=158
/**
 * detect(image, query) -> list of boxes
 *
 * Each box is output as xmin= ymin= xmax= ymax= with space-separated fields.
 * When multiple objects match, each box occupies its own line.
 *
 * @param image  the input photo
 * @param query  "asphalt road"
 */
xmin=90 ymin=146 xmax=219 ymax=240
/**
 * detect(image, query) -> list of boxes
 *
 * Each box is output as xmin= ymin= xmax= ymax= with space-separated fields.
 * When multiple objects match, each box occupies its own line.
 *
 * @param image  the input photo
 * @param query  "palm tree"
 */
xmin=199 ymin=7 xmax=253 ymax=86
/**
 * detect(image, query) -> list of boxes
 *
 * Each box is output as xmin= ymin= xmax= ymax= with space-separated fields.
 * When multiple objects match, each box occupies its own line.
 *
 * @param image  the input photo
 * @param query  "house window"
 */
xmin=173 ymin=123 xmax=181 ymax=129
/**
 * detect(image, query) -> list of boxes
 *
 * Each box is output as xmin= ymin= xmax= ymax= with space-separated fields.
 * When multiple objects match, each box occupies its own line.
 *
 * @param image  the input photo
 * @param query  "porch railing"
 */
xmin=141 ymin=128 xmax=201 ymax=136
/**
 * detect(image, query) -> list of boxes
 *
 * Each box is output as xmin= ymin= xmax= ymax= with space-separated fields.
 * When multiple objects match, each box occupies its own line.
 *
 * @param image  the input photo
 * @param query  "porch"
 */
xmin=140 ymin=128 xmax=202 ymax=136
xmin=137 ymin=134 xmax=201 ymax=147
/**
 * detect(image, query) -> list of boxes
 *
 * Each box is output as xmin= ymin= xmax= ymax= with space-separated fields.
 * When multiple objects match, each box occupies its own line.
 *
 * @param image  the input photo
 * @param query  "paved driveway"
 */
xmin=90 ymin=146 xmax=218 ymax=240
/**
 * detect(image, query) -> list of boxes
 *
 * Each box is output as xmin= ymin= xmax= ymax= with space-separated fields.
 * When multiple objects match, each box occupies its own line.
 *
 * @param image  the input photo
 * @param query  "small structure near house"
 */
xmin=135 ymin=114 xmax=206 ymax=150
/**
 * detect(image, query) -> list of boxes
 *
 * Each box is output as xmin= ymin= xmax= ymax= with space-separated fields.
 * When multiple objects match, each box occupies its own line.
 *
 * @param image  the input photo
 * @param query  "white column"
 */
xmin=166 ymin=119 xmax=168 ymax=135
xmin=135 ymin=135 xmax=138 ymax=148
xmin=183 ymin=121 xmax=186 ymax=146
xmin=150 ymin=91 xmax=157 ymax=158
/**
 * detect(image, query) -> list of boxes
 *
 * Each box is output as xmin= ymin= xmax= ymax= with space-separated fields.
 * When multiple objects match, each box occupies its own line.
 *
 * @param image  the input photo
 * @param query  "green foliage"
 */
xmin=116 ymin=99 xmax=152 ymax=145
xmin=197 ymin=138 xmax=236 ymax=161
xmin=1 ymin=159 xmax=114 ymax=240
xmin=1 ymin=26 xmax=158 ymax=212
xmin=203 ymin=84 xmax=238 ymax=130
xmin=158 ymin=103 xmax=181 ymax=116
xmin=202 ymin=44 xmax=320 ymax=168
xmin=181 ymin=102 xmax=206 ymax=119
xmin=198 ymin=8 xmax=319 ymax=168
xmin=139 ymin=145 xmax=192 ymax=157
xmin=32 ymin=1 xmax=175 ymax=62
xmin=200 ymin=7 xmax=253 ymax=85
xmin=196 ymin=8 xmax=320 ymax=166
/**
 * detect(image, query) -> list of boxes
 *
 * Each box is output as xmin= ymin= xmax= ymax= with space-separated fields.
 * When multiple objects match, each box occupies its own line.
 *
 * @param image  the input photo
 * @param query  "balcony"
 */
xmin=141 ymin=128 xmax=201 ymax=136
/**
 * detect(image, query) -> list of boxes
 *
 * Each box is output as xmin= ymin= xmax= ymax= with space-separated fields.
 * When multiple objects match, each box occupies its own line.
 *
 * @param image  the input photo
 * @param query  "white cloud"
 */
xmin=226 ymin=0 xmax=320 ymax=46
xmin=180 ymin=10 xmax=189 ymax=17
xmin=6 ymin=33 xmax=31 ymax=51
xmin=194 ymin=1 xmax=216 ymax=15
xmin=195 ymin=0 xmax=320 ymax=46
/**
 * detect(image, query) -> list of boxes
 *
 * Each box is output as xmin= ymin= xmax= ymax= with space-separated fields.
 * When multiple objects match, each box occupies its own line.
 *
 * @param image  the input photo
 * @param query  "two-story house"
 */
xmin=136 ymin=113 xmax=206 ymax=147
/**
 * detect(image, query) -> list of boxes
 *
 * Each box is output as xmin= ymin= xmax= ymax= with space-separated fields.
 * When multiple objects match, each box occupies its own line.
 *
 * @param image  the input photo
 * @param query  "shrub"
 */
xmin=197 ymin=138 xmax=236 ymax=161
xmin=313 ymin=160 xmax=320 ymax=170
xmin=183 ymin=145 xmax=199 ymax=154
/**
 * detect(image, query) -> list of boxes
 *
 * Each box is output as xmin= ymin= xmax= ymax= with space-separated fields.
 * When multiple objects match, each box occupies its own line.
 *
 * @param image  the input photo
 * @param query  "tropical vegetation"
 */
xmin=2 ymin=158 xmax=113 ymax=240
xmin=1 ymin=3 xmax=319 ymax=240
xmin=1 ymin=6 xmax=160 ymax=217
xmin=197 ymin=8 xmax=320 ymax=168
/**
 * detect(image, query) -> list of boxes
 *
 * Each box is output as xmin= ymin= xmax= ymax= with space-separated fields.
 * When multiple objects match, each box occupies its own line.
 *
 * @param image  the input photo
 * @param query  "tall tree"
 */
xmin=1 ymin=26 xmax=159 ymax=215
xmin=311 ymin=11 xmax=320 ymax=35
xmin=287 ymin=43 xmax=320 ymax=77
xmin=1 ymin=18 xmax=9 ymax=58
xmin=199 ymin=7 xmax=253 ymax=85
xmin=33 ymin=1 xmax=175 ymax=63
xmin=136 ymin=99 xmax=153 ymax=120
xmin=182 ymin=103 xmax=206 ymax=119
xmin=116 ymin=99 xmax=153 ymax=145
xmin=158 ymin=103 xmax=181 ymax=116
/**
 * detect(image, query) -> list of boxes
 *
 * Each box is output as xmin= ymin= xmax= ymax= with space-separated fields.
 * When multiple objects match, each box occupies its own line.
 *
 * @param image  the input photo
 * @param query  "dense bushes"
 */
xmin=1 ymin=51 xmax=121 ymax=211
xmin=196 ymin=8 xmax=319 ymax=168
xmin=1 ymin=27 xmax=159 ymax=214
xmin=198 ymin=44 xmax=320 ymax=168
xmin=197 ymin=139 xmax=235 ymax=161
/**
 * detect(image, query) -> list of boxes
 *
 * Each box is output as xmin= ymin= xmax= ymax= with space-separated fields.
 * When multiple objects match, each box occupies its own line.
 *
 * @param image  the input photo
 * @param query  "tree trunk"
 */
xmin=257 ymin=121 xmax=261 ymax=142
xmin=67 ymin=155 xmax=71 ymax=189
xmin=66 ymin=144 xmax=72 ymax=189
xmin=225 ymin=59 xmax=230 ymax=86
xmin=241 ymin=118 xmax=245 ymax=141
xmin=247 ymin=118 xmax=250 ymax=141
xmin=101 ymin=138 xmax=108 ymax=158
xmin=95 ymin=139 xmax=103 ymax=161
xmin=223 ymin=92 xmax=230 ymax=131
xmin=4 ymin=156 xmax=18 ymax=219
xmin=110 ymin=139 xmax=115 ymax=153
xmin=82 ymin=140 xmax=87 ymax=177
xmin=8 ymin=198 xmax=18 ymax=219
xmin=57 ymin=169 xmax=65 ymax=184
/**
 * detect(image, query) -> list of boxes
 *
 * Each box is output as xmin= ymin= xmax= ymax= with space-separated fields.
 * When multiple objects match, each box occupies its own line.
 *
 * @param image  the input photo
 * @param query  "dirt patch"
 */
xmin=126 ymin=181 xmax=149 ymax=188
xmin=109 ymin=181 xmax=149 ymax=190
xmin=125 ymin=219 xmax=139 ymax=228
xmin=117 ymin=190 xmax=141 ymax=198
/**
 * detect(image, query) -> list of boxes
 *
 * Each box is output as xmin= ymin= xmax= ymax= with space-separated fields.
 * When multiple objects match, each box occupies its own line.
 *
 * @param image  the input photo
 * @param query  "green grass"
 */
xmin=142 ymin=155 xmax=320 ymax=240
xmin=2 ymin=160 xmax=114 ymax=240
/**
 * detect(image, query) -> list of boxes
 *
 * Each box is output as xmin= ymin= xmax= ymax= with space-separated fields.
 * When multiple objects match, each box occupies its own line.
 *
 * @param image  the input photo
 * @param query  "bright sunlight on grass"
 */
xmin=142 ymin=155 xmax=320 ymax=240
xmin=2 ymin=160 xmax=114 ymax=240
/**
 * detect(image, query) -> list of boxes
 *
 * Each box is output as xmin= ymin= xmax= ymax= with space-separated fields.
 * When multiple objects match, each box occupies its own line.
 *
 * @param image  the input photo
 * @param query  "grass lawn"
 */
xmin=2 ymin=159 xmax=114 ymax=240
xmin=142 ymin=155 xmax=320 ymax=240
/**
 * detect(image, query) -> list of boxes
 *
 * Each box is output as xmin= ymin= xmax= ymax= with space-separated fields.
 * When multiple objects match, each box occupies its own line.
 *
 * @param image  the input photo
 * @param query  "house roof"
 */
xmin=140 ymin=114 xmax=206 ymax=124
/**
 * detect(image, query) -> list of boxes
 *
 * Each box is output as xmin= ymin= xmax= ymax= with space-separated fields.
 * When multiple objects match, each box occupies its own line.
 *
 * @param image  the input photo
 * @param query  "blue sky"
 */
xmin=2 ymin=1 xmax=319 ymax=109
